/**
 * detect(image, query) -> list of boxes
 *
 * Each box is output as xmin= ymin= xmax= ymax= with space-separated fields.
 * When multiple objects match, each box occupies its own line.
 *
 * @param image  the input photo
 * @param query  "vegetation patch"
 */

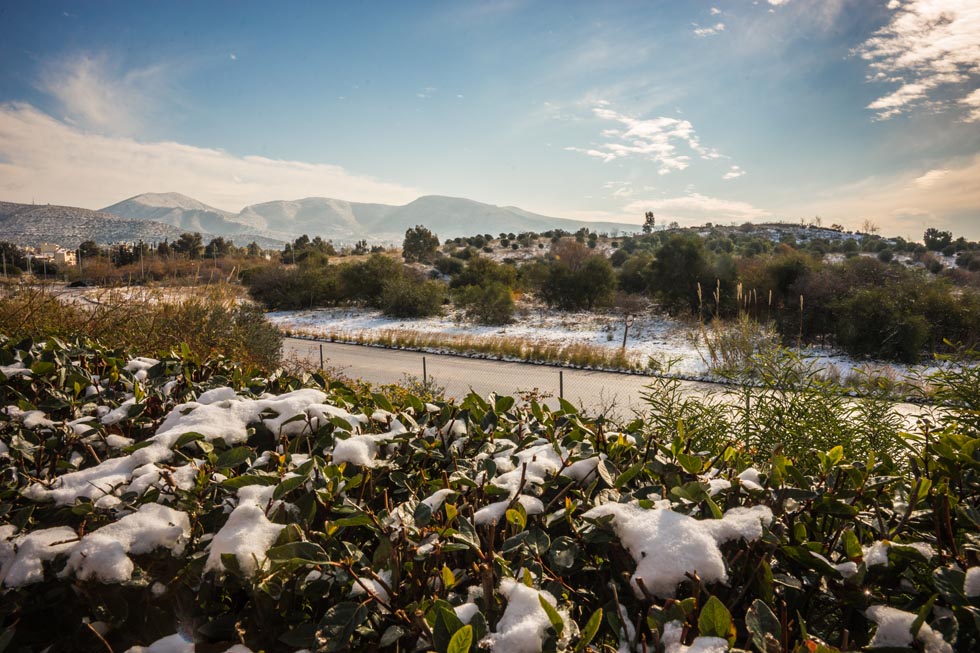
xmin=1 ymin=338 xmax=980 ymax=651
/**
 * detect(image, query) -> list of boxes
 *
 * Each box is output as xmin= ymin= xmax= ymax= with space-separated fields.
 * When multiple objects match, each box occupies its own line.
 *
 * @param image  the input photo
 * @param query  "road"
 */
xmin=283 ymin=338 xmax=727 ymax=418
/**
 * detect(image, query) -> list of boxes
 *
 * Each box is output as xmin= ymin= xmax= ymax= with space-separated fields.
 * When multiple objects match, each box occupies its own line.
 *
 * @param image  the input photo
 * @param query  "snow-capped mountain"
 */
xmin=101 ymin=193 xmax=641 ymax=243
xmin=101 ymin=193 xmax=255 ymax=236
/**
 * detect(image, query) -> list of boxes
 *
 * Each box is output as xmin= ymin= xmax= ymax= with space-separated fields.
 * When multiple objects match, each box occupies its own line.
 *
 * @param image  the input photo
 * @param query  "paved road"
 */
xmin=284 ymin=338 xmax=727 ymax=418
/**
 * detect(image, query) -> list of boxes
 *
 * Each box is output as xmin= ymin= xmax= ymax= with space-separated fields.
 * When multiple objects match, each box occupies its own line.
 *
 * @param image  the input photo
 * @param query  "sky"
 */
xmin=0 ymin=0 xmax=978 ymax=239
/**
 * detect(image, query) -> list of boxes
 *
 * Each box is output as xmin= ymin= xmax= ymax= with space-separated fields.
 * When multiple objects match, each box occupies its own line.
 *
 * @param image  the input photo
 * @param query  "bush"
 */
xmin=1 ymin=339 xmax=979 ymax=651
xmin=454 ymin=282 xmax=514 ymax=324
xmin=379 ymin=275 xmax=445 ymax=317
xmin=0 ymin=285 xmax=282 ymax=369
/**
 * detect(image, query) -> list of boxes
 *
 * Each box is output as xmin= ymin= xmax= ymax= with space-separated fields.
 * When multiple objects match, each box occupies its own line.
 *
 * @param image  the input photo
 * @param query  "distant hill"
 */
xmin=0 ymin=201 xmax=283 ymax=250
xmin=101 ymin=193 xmax=254 ymax=236
xmin=101 ymin=193 xmax=641 ymax=243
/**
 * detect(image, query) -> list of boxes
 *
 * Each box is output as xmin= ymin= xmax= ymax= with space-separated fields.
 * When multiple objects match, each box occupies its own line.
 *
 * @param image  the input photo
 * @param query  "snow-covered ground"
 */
xmin=268 ymin=305 xmax=936 ymax=384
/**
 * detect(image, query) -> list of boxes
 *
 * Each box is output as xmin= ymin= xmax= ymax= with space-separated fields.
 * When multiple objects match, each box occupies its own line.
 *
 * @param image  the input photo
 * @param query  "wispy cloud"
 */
xmin=961 ymin=88 xmax=980 ymax=122
xmin=693 ymin=22 xmax=726 ymax=37
xmin=37 ymin=53 xmax=174 ymax=136
xmin=624 ymin=193 xmax=770 ymax=225
xmin=710 ymin=8 xmax=722 ymax=16
xmin=0 ymin=103 xmax=421 ymax=211
xmin=723 ymin=165 xmax=745 ymax=180
xmin=856 ymin=0 xmax=980 ymax=120
xmin=565 ymin=104 xmax=725 ymax=175
xmin=792 ymin=153 xmax=980 ymax=236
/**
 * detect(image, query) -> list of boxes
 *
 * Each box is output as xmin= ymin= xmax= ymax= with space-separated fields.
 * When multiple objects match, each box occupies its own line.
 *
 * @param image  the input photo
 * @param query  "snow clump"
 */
xmin=583 ymin=501 xmax=773 ymax=598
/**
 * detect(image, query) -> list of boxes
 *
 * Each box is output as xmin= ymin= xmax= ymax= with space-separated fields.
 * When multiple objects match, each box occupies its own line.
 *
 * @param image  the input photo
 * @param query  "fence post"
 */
xmin=319 ymin=343 xmax=324 ymax=370
xmin=423 ymin=356 xmax=428 ymax=391
xmin=559 ymin=370 xmax=564 ymax=400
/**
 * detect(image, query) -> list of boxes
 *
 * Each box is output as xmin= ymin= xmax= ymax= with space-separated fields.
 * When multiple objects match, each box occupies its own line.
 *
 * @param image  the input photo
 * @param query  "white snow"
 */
xmin=965 ymin=567 xmax=980 ymax=597
xmin=350 ymin=569 xmax=392 ymax=604
xmin=24 ymin=388 xmax=329 ymax=505
xmin=486 ymin=578 xmax=569 ymax=653
xmin=204 ymin=487 xmax=284 ymax=576
xmin=583 ymin=502 xmax=772 ymax=598
xmin=865 ymin=605 xmax=951 ymax=653
xmin=62 ymin=504 xmax=190 ymax=583
xmin=662 ymin=621 xmax=729 ymax=653
xmin=124 ymin=632 xmax=195 ymax=653
xmin=864 ymin=540 xmax=934 ymax=567
xmin=1 ymin=526 xmax=77 ymax=587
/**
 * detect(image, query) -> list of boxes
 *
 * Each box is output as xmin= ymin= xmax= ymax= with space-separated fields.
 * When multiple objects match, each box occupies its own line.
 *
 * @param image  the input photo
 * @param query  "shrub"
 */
xmin=454 ymin=282 xmax=514 ymax=324
xmin=379 ymin=275 xmax=445 ymax=318
xmin=1 ymin=339 xmax=978 ymax=651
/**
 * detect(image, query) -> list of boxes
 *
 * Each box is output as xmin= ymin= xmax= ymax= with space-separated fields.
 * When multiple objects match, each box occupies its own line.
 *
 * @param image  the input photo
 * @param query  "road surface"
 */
xmin=284 ymin=338 xmax=729 ymax=418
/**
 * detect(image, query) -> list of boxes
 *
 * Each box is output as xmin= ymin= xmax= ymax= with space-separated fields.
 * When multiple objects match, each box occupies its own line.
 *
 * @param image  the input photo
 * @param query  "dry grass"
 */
xmin=0 ymin=282 xmax=281 ymax=369
xmin=284 ymin=326 xmax=653 ymax=372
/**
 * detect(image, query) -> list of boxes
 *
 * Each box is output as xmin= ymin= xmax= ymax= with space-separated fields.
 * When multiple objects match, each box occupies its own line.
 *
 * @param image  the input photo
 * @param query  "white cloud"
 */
xmin=0 ymin=103 xmax=421 ymax=211
xmin=693 ymin=22 xmax=726 ymax=37
xmin=624 ymin=193 xmax=770 ymax=224
xmin=229 ymin=53 xmax=237 ymax=61
xmin=723 ymin=165 xmax=746 ymax=180
xmin=792 ymin=153 xmax=980 ymax=237
xmin=566 ymin=104 xmax=725 ymax=175
xmin=768 ymin=0 xmax=791 ymax=5
xmin=961 ymin=88 xmax=980 ymax=121
xmin=710 ymin=8 xmax=722 ymax=16
xmin=37 ymin=53 xmax=173 ymax=136
xmin=856 ymin=0 xmax=980 ymax=120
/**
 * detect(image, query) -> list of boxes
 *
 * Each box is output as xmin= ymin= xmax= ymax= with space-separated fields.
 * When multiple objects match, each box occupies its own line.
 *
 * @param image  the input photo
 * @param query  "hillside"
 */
xmin=0 ymin=201 xmax=284 ymax=249
xmin=0 ymin=201 xmax=186 ymax=248
xmin=101 ymin=192 xmax=642 ymax=243
xmin=101 ymin=192 xmax=255 ymax=236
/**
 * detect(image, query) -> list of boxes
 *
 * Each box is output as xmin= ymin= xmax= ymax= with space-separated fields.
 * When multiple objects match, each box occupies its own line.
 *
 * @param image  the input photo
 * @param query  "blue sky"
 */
xmin=0 ymin=0 xmax=978 ymax=238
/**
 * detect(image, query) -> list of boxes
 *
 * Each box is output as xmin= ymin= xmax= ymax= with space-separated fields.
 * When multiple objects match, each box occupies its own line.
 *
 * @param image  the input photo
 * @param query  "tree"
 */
xmin=173 ymin=232 xmax=204 ymax=259
xmin=642 ymin=211 xmax=655 ymax=234
xmin=403 ymin=225 xmax=439 ymax=263
xmin=79 ymin=240 xmax=101 ymax=259
xmin=648 ymin=233 xmax=709 ymax=313
xmin=205 ymin=237 xmax=233 ymax=259
xmin=923 ymin=228 xmax=953 ymax=251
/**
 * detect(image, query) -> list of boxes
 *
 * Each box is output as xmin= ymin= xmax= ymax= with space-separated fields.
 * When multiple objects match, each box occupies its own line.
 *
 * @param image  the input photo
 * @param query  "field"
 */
xmin=269 ymin=305 xmax=933 ymax=388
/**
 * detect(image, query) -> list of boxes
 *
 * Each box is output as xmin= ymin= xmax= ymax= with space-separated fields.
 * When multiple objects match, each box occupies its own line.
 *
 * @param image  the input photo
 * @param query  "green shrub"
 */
xmin=1 ymin=339 xmax=979 ymax=651
xmin=454 ymin=282 xmax=514 ymax=324
xmin=379 ymin=275 xmax=445 ymax=317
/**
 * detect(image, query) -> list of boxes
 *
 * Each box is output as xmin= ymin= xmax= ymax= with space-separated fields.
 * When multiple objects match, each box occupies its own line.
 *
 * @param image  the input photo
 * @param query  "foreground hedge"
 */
xmin=1 ymin=337 xmax=980 ymax=652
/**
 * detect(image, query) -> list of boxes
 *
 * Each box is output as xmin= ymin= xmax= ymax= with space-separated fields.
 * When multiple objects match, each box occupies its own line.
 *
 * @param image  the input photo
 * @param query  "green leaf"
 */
xmin=910 ymin=594 xmax=938 ymax=638
xmin=380 ymin=625 xmax=405 ymax=647
xmin=220 ymin=474 xmax=278 ymax=489
xmin=842 ymin=529 xmax=863 ymax=561
xmin=826 ymin=445 xmax=844 ymax=465
xmin=267 ymin=541 xmax=329 ymax=564
xmin=574 ymin=608 xmax=602 ymax=653
xmin=215 ymin=446 xmax=253 ymax=469
xmin=615 ymin=461 xmax=644 ymax=488
xmin=447 ymin=624 xmax=473 ymax=653
xmin=539 ymin=595 xmax=564 ymax=637
xmin=676 ymin=452 xmax=703 ymax=474
xmin=745 ymin=600 xmax=780 ymax=653
xmin=273 ymin=473 xmax=308 ymax=500
xmin=414 ymin=501 xmax=434 ymax=528
xmin=697 ymin=596 xmax=732 ymax=639
xmin=173 ymin=431 xmax=206 ymax=448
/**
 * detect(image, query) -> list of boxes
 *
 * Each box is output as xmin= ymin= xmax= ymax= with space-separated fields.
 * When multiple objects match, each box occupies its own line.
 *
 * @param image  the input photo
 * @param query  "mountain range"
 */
xmin=0 ymin=192 xmax=641 ymax=249
xmin=100 ymin=193 xmax=641 ymax=243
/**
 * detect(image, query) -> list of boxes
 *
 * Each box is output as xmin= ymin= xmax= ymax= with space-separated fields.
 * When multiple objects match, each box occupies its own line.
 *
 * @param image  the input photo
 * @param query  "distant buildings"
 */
xmin=29 ymin=243 xmax=78 ymax=267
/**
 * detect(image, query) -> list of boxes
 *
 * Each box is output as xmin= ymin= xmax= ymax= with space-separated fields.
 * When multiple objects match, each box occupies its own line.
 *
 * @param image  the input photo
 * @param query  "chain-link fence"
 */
xmin=283 ymin=337 xmax=720 ymax=420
